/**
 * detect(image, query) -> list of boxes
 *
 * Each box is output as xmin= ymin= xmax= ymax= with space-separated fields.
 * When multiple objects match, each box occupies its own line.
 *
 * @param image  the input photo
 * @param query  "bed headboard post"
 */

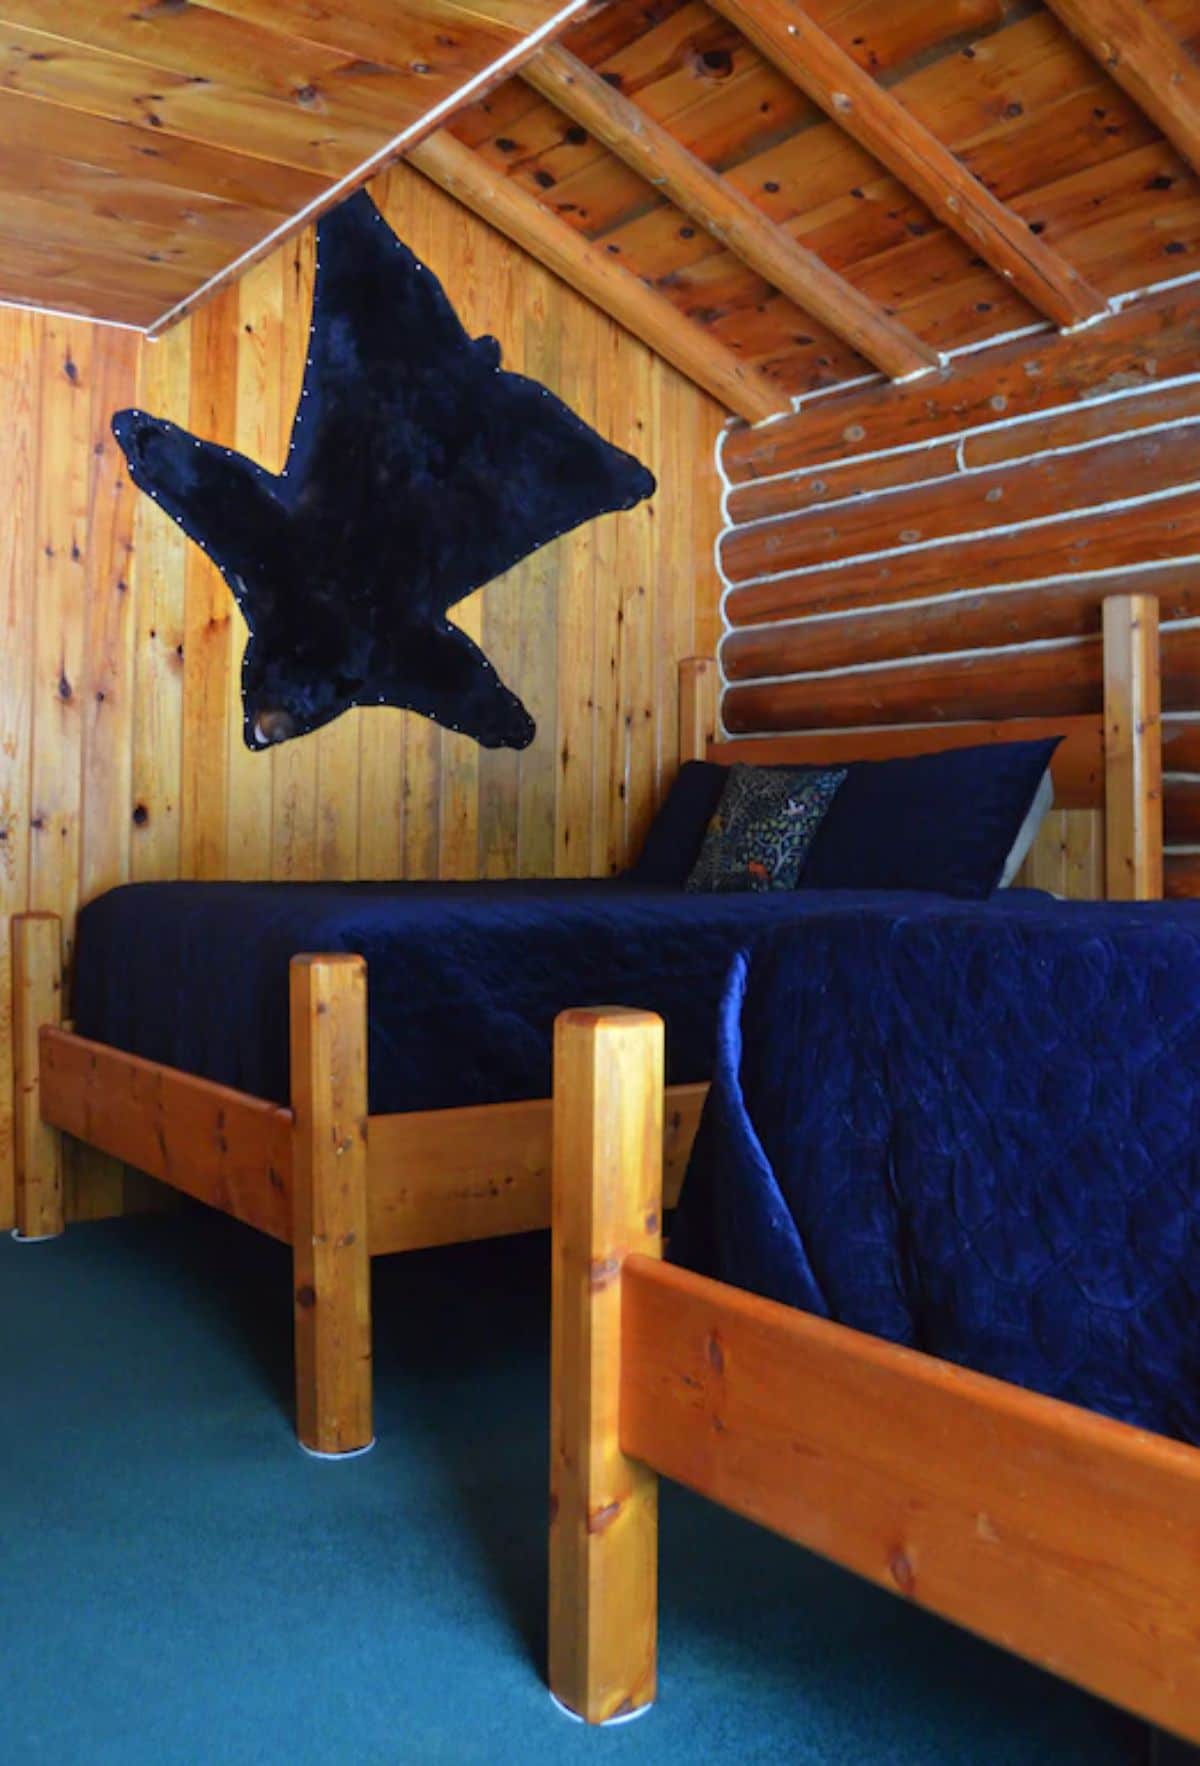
xmin=1102 ymin=594 xmax=1163 ymax=900
xmin=678 ymin=658 xmax=718 ymax=765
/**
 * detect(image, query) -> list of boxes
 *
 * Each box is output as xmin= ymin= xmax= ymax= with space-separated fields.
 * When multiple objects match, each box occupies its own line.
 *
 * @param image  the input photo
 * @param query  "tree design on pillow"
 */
xmin=112 ymin=190 xmax=656 ymax=751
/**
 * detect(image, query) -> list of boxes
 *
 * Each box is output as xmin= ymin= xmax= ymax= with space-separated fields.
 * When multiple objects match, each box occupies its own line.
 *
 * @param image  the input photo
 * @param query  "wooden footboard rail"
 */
xmin=11 ymin=913 xmax=705 ymax=1454
xmin=547 ymin=1009 xmax=1200 ymax=1740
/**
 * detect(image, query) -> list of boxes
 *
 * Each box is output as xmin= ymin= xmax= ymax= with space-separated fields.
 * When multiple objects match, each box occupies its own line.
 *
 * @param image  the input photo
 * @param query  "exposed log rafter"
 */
xmin=1043 ymin=0 xmax=1200 ymax=179
xmin=706 ymin=0 xmax=1110 ymax=332
xmin=521 ymin=45 xmax=938 ymax=381
xmin=406 ymin=129 xmax=788 ymax=424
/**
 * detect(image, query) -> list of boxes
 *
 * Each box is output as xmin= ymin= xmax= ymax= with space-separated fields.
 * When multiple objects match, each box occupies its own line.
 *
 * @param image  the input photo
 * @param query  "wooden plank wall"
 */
xmin=718 ymin=279 xmax=1200 ymax=899
xmin=0 ymin=161 xmax=724 ymax=1228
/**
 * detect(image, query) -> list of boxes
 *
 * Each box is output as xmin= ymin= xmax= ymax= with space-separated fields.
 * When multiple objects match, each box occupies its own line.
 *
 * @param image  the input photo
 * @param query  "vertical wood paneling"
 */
xmin=0 ymin=160 xmax=724 ymax=1228
xmin=0 ymin=309 xmax=39 ymax=1223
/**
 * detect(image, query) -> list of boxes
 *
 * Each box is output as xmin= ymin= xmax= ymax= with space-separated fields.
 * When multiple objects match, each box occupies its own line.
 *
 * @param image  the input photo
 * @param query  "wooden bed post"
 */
xmin=1103 ymin=593 xmax=1162 ymax=900
xmin=549 ymin=1007 xmax=663 ymax=1725
xmin=12 ymin=913 xmax=65 ymax=1241
xmin=678 ymin=657 xmax=719 ymax=765
xmin=289 ymin=954 xmax=373 ymax=1457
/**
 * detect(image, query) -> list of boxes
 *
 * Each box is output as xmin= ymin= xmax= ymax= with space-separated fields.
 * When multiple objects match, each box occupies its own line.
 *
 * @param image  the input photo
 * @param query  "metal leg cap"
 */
xmin=549 ymin=1693 xmax=653 ymax=1727
xmin=298 ymin=1437 xmax=376 ymax=1461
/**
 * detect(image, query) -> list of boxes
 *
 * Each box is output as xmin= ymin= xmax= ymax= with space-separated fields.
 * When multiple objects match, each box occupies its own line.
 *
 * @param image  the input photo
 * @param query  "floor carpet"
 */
xmin=0 ymin=1210 xmax=1166 ymax=1764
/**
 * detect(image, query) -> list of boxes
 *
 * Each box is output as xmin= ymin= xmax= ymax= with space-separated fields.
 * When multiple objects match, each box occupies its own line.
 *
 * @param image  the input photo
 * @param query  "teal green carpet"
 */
xmin=0 ymin=1211 xmax=1152 ymax=1764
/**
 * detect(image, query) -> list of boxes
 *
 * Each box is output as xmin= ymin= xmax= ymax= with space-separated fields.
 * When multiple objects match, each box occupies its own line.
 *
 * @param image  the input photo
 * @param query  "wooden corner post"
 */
xmin=1103 ymin=594 xmax=1163 ymax=901
xmin=289 ymin=954 xmax=373 ymax=1457
xmin=12 ymin=913 xmax=65 ymax=1240
xmin=549 ymin=1007 xmax=664 ymax=1725
xmin=678 ymin=657 xmax=719 ymax=765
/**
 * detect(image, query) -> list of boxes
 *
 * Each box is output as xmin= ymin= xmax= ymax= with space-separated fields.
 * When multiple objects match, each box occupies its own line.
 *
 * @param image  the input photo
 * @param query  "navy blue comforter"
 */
xmin=669 ymin=896 xmax=1200 ymax=1443
xmin=72 ymin=878 xmax=960 ymax=1116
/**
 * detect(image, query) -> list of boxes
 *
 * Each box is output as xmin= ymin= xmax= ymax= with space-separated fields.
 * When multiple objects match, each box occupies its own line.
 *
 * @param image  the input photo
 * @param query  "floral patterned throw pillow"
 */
xmin=685 ymin=765 xmax=847 ymax=893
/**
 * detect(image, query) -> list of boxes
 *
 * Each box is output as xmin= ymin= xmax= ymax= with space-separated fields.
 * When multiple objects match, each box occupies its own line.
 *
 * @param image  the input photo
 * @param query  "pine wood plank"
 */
xmin=0 ymin=308 xmax=39 ymax=1228
xmin=38 ymin=1024 xmax=291 ymax=1238
xmin=29 ymin=319 xmax=91 ymax=940
xmin=367 ymin=1082 xmax=704 ymax=1255
xmin=549 ymin=1007 xmax=663 ymax=1724
xmin=223 ymin=251 xmax=282 ymax=881
xmin=130 ymin=324 xmax=189 ymax=883
xmin=523 ymin=45 xmax=937 ymax=378
xmin=620 ymin=1254 xmax=1200 ymax=1741
xmin=706 ymin=0 xmax=1106 ymax=329
xmin=179 ymin=286 xmax=238 ymax=880
xmin=12 ymin=914 xmax=64 ymax=1239
xmin=407 ymin=130 xmax=787 ymax=424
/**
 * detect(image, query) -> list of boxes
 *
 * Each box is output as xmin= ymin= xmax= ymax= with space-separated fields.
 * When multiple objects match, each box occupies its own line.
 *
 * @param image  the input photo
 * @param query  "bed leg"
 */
xmin=289 ymin=954 xmax=373 ymax=1457
xmin=1103 ymin=592 xmax=1162 ymax=900
xmin=12 ymin=913 xmax=64 ymax=1241
xmin=549 ymin=1007 xmax=664 ymax=1725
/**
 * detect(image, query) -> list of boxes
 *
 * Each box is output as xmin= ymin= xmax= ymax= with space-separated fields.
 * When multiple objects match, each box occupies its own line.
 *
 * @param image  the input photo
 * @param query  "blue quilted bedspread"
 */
xmin=669 ymin=896 xmax=1200 ymax=1443
xmin=72 ymin=878 xmax=963 ymax=1116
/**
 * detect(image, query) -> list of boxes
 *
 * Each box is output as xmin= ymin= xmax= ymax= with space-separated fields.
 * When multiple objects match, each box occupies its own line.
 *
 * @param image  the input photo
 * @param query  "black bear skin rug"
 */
xmin=112 ymin=190 xmax=656 ymax=751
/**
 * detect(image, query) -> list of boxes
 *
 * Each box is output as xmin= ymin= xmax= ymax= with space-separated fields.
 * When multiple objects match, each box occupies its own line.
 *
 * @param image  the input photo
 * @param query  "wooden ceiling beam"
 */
xmin=1042 ymin=0 xmax=1200 ymax=179
xmin=521 ymin=44 xmax=937 ymax=381
xmin=407 ymin=129 xmax=787 ymax=424
xmin=706 ymin=0 xmax=1110 ymax=331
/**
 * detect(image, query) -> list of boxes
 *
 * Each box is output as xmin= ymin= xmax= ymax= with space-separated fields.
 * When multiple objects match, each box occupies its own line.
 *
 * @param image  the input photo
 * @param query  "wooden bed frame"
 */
xmin=11 ymin=594 xmax=1161 ymax=1459
xmin=546 ymin=994 xmax=1200 ymax=1744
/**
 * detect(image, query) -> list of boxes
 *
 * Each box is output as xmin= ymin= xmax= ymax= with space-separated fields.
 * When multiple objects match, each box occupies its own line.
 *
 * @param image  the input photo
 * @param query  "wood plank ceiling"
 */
xmin=0 ymin=0 xmax=1198 ymax=418
xmin=0 ymin=0 xmax=582 ymax=328
xmin=422 ymin=0 xmax=1200 ymax=421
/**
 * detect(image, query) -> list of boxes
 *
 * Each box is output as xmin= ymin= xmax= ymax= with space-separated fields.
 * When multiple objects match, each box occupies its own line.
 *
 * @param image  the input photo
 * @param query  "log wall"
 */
xmin=718 ymin=278 xmax=1200 ymax=898
xmin=0 ymin=160 xmax=725 ymax=1227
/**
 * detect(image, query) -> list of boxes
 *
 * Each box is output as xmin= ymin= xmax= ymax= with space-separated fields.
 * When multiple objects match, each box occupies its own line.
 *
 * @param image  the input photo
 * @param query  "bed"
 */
xmin=12 ymin=595 xmax=1159 ymax=1458
xmin=544 ymin=598 xmax=1199 ymax=1744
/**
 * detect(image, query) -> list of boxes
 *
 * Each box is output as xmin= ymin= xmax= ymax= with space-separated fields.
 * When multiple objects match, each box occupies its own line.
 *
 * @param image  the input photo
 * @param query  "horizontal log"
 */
xmin=721 ymin=625 xmax=1200 ymax=735
xmin=710 ymin=718 xmax=1104 ymax=809
xmin=1166 ymin=852 xmax=1200 ymax=899
xmin=726 ymin=378 xmax=1200 ymax=530
xmin=1164 ymin=719 xmax=1200 ymax=773
xmin=724 ymin=486 xmax=1200 ymax=628
xmin=726 ymin=440 xmax=961 ymax=528
xmin=721 ymin=562 xmax=1200 ymax=681
xmin=621 ymin=1255 xmax=1200 ymax=1740
xmin=721 ymin=420 xmax=1200 ymax=584
xmin=39 ymin=1028 xmax=293 ymax=1242
xmin=722 ymin=282 xmax=1200 ymax=484
xmin=1165 ymin=779 xmax=1200 ymax=845
xmin=964 ymin=377 xmax=1200 ymax=470
xmin=366 ymin=1082 xmax=706 ymax=1256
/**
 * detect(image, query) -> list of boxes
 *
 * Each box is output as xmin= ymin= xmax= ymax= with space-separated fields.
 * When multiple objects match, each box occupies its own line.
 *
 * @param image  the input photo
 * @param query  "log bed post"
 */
xmin=289 ymin=954 xmax=373 ymax=1457
xmin=1103 ymin=593 xmax=1162 ymax=901
xmin=11 ymin=912 xmax=65 ymax=1241
xmin=549 ymin=1007 xmax=663 ymax=1725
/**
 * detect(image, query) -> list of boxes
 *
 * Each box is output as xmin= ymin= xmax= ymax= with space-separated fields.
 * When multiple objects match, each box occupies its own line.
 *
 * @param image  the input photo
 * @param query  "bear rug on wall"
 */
xmin=113 ymin=189 xmax=656 ymax=752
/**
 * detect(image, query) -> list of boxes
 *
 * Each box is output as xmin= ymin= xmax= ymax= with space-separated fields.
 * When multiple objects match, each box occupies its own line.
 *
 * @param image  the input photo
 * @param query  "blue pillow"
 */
xmin=798 ymin=738 xmax=1061 ymax=899
xmin=626 ymin=761 xmax=727 ymax=885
